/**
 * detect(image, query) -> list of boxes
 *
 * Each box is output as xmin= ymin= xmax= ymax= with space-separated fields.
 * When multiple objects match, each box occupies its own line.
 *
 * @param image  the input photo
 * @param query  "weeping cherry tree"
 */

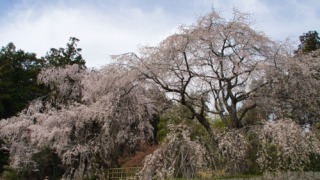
xmin=114 ymin=10 xmax=282 ymax=130
xmin=0 ymin=64 xmax=166 ymax=179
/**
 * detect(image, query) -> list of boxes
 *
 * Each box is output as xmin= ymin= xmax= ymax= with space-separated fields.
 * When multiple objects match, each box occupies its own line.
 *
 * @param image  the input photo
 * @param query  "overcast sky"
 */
xmin=0 ymin=0 xmax=319 ymax=67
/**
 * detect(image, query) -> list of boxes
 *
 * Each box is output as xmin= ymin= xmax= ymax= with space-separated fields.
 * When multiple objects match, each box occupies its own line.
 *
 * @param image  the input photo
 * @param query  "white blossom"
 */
xmin=0 ymin=64 xmax=166 ymax=178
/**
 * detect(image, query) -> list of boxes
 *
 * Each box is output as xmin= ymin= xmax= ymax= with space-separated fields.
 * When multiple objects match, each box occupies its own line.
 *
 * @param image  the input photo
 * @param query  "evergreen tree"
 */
xmin=0 ymin=43 xmax=47 ymax=119
xmin=296 ymin=31 xmax=320 ymax=54
xmin=45 ymin=37 xmax=86 ymax=69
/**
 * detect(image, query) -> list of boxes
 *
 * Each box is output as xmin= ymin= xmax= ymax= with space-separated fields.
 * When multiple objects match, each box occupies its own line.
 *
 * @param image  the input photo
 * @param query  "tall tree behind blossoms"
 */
xmin=0 ymin=62 xmax=166 ymax=179
xmin=0 ymin=37 xmax=86 ymax=120
xmin=0 ymin=43 xmax=47 ymax=119
xmin=44 ymin=37 xmax=86 ymax=69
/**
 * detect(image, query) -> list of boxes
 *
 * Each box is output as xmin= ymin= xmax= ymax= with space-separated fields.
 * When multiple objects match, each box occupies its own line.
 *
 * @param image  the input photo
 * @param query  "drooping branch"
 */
xmin=114 ymin=10 xmax=284 ymax=130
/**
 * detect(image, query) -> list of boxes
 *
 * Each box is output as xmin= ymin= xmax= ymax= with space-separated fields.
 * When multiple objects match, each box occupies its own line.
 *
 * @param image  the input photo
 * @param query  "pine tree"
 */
xmin=296 ymin=31 xmax=320 ymax=54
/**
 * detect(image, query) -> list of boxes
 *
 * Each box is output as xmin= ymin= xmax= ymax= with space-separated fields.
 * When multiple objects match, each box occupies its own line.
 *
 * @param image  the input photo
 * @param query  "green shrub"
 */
xmin=156 ymin=105 xmax=211 ymax=142
xmin=306 ymin=153 xmax=320 ymax=171
xmin=211 ymin=119 xmax=226 ymax=130
xmin=2 ymin=165 xmax=17 ymax=180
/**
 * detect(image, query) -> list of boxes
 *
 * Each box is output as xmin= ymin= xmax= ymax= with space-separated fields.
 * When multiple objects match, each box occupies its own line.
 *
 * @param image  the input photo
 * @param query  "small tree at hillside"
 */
xmin=114 ymin=10 xmax=283 ymax=130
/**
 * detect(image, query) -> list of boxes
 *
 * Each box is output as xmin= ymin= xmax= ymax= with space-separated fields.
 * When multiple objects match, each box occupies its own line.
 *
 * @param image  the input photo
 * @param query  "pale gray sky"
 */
xmin=0 ymin=0 xmax=319 ymax=67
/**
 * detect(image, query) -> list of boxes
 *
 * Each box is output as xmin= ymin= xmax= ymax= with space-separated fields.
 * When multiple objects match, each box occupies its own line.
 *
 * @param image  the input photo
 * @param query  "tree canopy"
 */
xmin=254 ymin=49 xmax=320 ymax=125
xmin=0 ymin=10 xmax=319 ymax=180
xmin=45 ymin=37 xmax=86 ymax=69
xmin=0 ymin=63 xmax=166 ymax=178
xmin=114 ymin=11 xmax=281 ymax=130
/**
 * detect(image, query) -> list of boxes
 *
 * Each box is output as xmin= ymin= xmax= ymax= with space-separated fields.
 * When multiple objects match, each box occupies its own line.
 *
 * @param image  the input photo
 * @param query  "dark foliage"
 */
xmin=45 ymin=37 xmax=86 ymax=69
xmin=296 ymin=31 xmax=320 ymax=54
xmin=0 ymin=42 xmax=48 ymax=119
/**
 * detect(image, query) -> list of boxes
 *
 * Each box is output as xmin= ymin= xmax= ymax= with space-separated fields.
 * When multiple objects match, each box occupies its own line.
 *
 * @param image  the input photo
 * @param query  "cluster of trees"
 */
xmin=0 ymin=37 xmax=86 ymax=177
xmin=0 ymin=10 xmax=319 ymax=179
